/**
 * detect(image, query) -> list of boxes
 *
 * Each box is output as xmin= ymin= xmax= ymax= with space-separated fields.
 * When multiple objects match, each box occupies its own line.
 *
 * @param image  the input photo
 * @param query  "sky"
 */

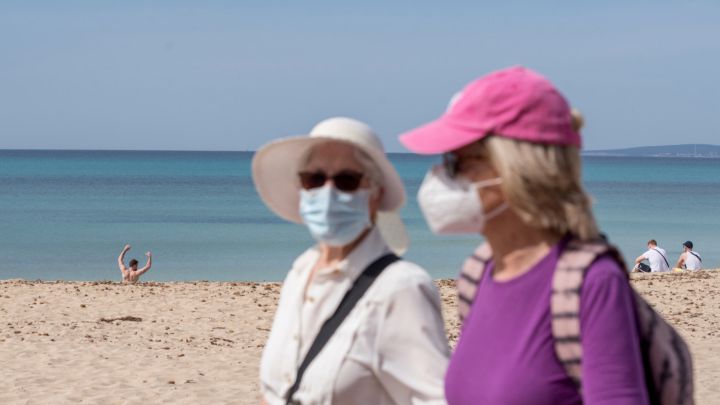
xmin=1 ymin=1 xmax=719 ymax=152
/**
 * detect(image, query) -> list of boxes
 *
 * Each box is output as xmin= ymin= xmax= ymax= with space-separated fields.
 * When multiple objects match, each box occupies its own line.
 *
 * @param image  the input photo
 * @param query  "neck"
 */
xmin=317 ymin=228 xmax=371 ymax=267
xmin=483 ymin=210 xmax=561 ymax=282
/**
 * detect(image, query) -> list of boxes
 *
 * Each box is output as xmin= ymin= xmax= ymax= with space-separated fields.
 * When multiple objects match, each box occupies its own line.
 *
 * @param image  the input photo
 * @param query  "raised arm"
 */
xmin=137 ymin=251 xmax=152 ymax=276
xmin=118 ymin=245 xmax=130 ymax=271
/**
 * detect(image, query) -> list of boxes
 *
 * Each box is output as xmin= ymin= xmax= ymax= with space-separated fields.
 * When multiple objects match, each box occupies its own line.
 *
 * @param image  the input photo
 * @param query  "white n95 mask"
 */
xmin=417 ymin=165 xmax=507 ymax=234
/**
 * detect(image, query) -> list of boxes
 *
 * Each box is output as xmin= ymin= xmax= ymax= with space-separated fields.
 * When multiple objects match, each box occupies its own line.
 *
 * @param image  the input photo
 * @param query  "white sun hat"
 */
xmin=252 ymin=117 xmax=409 ymax=255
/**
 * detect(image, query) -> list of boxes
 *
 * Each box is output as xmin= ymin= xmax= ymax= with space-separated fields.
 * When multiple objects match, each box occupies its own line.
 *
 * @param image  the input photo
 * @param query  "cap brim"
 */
xmin=399 ymin=118 xmax=487 ymax=155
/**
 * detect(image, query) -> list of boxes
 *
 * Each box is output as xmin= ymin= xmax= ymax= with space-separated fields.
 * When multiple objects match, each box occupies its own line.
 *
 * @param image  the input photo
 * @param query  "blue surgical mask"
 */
xmin=299 ymin=184 xmax=372 ymax=246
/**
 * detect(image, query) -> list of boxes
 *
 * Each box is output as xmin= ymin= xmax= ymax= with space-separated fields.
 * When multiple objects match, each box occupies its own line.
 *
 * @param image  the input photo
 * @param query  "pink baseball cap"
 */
xmin=399 ymin=66 xmax=581 ymax=154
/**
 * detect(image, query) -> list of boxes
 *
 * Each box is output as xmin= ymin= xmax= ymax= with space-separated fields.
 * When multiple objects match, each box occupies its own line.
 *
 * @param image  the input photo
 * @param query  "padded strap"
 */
xmin=458 ymin=238 xmax=627 ymax=394
xmin=551 ymin=240 xmax=611 ymax=390
xmin=457 ymin=243 xmax=492 ymax=322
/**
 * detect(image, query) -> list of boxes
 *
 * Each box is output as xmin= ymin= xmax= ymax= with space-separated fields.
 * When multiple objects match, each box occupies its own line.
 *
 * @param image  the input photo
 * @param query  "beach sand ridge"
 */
xmin=1 ymin=272 xmax=717 ymax=404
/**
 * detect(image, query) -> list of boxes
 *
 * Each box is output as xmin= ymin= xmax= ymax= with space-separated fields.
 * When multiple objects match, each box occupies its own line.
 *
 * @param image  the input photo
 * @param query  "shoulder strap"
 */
xmin=458 ymin=239 xmax=628 ymax=393
xmin=457 ymin=243 xmax=492 ymax=322
xmin=285 ymin=253 xmax=399 ymax=404
xmin=551 ymin=239 xmax=626 ymax=392
xmin=689 ymin=251 xmax=702 ymax=262
xmin=551 ymin=240 xmax=608 ymax=390
xmin=652 ymin=248 xmax=670 ymax=268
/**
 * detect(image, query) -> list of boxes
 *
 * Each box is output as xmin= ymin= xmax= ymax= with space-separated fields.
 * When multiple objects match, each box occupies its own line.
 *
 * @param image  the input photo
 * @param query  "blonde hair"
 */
xmin=471 ymin=125 xmax=599 ymax=240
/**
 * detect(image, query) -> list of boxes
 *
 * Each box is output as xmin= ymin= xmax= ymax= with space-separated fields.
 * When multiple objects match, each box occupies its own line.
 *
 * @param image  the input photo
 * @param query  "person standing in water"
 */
xmin=118 ymin=244 xmax=152 ymax=282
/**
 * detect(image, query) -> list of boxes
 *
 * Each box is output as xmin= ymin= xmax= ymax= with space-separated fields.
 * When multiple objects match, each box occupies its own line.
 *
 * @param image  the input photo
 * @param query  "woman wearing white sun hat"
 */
xmin=254 ymin=117 xmax=449 ymax=405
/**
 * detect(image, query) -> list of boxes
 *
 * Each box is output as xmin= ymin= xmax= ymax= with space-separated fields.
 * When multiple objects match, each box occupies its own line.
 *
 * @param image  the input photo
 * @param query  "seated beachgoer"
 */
xmin=118 ymin=244 xmax=152 ymax=282
xmin=675 ymin=240 xmax=702 ymax=271
xmin=633 ymin=239 xmax=670 ymax=273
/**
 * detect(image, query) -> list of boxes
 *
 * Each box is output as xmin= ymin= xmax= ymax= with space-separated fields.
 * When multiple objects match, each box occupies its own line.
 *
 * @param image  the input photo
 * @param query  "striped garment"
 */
xmin=454 ymin=238 xmax=694 ymax=405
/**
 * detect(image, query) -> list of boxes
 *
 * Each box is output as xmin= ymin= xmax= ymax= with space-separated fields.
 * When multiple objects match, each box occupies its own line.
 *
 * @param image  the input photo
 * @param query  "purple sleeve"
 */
xmin=580 ymin=256 xmax=649 ymax=405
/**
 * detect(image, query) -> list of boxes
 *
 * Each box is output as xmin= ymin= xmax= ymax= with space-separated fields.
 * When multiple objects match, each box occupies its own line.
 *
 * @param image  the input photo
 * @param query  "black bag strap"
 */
xmin=285 ymin=253 xmax=399 ymax=404
xmin=689 ymin=251 xmax=702 ymax=262
xmin=652 ymin=248 xmax=670 ymax=268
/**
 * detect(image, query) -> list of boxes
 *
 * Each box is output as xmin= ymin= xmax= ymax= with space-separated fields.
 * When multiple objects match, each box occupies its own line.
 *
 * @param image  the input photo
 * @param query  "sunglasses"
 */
xmin=298 ymin=170 xmax=364 ymax=192
xmin=442 ymin=153 xmax=461 ymax=179
xmin=442 ymin=152 xmax=486 ymax=179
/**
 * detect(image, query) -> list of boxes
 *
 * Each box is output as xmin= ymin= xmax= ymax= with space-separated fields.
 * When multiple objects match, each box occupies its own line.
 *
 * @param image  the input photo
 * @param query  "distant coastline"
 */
xmin=583 ymin=144 xmax=720 ymax=158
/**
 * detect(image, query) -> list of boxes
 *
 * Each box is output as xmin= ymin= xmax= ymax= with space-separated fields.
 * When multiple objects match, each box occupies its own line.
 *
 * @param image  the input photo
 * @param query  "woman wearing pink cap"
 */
xmin=400 ymin=67 xmax=650 ymax=404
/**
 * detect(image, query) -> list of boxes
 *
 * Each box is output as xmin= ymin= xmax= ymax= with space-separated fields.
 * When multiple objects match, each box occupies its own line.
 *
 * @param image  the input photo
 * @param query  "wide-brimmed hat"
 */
xmin=252 ymin=117 xmax=409 ymax=254
xmin=400 ymin=66 xmax=581 ymax=154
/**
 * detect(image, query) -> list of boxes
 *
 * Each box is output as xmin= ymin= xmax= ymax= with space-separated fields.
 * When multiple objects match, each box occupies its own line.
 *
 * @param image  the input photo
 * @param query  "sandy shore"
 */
xmin=1 ymin=271 xmax=718 ymax=404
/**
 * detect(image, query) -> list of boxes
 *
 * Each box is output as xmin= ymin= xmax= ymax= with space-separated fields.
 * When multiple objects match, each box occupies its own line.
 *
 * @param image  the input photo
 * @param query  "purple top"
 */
xmin=445 ymin=240 xmax=649 ymax=405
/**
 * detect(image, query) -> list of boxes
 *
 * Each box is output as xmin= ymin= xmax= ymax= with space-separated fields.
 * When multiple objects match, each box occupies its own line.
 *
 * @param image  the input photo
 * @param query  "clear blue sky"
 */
xmin=1 ymin=1 xmax=718 ymax=152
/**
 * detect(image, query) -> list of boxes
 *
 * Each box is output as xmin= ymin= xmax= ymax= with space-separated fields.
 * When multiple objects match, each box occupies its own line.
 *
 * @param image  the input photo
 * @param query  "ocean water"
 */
xmin=1 ymin=150 xmax=719 ymax=281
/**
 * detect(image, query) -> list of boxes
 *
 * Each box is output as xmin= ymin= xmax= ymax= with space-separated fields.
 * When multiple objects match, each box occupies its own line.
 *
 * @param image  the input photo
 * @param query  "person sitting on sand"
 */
xmin=253 ymin=117 xmax=449 ymax=404
xmin=118 ymin=244 xmax=152 ymax=282
xmin=675 ymin=240 xmax=702 ymax=271
xmin=634 ymin=239 xmax=670 ymax=273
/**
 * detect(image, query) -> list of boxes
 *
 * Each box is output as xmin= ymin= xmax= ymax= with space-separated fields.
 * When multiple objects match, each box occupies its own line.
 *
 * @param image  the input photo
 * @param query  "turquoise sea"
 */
xmin=1 ymin=150 xmax=719 ymax=281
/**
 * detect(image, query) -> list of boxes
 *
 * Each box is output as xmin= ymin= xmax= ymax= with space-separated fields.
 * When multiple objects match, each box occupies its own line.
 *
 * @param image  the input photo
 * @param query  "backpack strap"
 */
xmin=457 ymin=243 xmax=492 ymax=322
xmin=551 ymin=239 xmax=626 ymax=391
xmin=460 ymin=238 xmax=661 ymax=397
xmin=540 ymin=240 xmax=694 ymax=404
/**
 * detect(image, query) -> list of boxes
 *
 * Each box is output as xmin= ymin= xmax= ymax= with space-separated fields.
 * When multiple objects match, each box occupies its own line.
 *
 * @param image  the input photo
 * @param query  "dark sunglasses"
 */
xmin=442 ymin=152 xmax=485 ymax=179
xmin=442 ymin=153 xmax=461 ymax=179
xmin=298 ymin=170 xmax=364 ymax=192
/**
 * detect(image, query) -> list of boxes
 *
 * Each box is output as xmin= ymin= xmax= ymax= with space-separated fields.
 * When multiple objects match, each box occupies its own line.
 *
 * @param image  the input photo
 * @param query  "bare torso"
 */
xmin=118 ymin=245 xmax=152 ymax=282
xmin=122 ymin=269 xmax=142 ymax=283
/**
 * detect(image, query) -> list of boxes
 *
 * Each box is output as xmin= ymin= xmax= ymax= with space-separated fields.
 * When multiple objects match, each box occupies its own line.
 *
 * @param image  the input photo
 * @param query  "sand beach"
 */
xmin=1 ymin=271 xmax=718 ymax=404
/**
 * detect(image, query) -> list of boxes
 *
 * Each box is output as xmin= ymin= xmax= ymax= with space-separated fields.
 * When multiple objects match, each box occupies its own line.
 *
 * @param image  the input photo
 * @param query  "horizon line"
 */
xmin=1 ymin=143 xmax=718 ymax=154
xmin=0 ymin=147 xmax=412 ymax=154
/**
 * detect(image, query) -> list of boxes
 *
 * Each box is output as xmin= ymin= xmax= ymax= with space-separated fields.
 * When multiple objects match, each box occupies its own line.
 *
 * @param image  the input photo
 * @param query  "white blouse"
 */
xmin=260 ymin=228 xmax=450 ymax=405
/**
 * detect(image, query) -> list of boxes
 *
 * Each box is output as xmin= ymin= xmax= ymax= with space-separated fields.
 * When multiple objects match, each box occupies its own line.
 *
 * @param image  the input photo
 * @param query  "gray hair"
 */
xmin=352 ymin=147 xmax=383 ymax=188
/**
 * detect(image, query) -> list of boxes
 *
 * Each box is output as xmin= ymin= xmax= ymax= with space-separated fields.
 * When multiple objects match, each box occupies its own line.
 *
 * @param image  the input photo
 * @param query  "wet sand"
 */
xmin=1 ymin=271 xmax=717 ymax=404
